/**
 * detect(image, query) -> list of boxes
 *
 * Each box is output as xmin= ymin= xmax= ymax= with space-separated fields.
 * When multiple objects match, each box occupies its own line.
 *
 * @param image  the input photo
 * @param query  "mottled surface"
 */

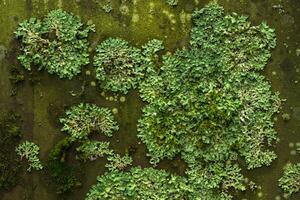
xmin=0 ymin=0 xmax=299 ymax=199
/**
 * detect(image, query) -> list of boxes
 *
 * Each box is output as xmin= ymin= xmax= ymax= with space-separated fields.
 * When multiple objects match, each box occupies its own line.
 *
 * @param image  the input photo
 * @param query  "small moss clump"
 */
xmin=8 ymin=66 xmax=25 ymax=96
xmin=112 ymin=108 xmax=118 ymax=114
xmin=101 ymin=3 xmax=113 ymax=13
xmin=47 ymin=160 xmax=82 ymax=195
xmin=119 ymin=96 xmax=126 ymax=102
xmin=94 ymin=0 xmax=113 ymax=13
xmin=94 ymin=38 xmax=144 ymax=93
xmin=85 ymin=70 xmax=91 ymax=76
xmin=47 ymin=136 xmax=82 ymax=195
xmin=75 ymin=140 xmax=132 ymax=172
xmin=166 ymin=0 xmax=179 ymax=6
xmin=15 ymin=9 xmax=95 ymax=79
xmin=76 ymin=141 xmax=112 ymax=161
xmin=48 ymin=137 xmax=73 ymax=161
xmin=279 ymin=163 xmax=300 ymax=197
xmin=105 ymin=153 xmax=132 ymax=172
xmin=16 ymin=141 xmax=43 ymax=172
xmin=90 ymin=81 xmax=96 ymax=87
xmin=59 ymin=103 xmax=119 ymax=141
xmin=282 ymin=113 xmax=291 ymax=121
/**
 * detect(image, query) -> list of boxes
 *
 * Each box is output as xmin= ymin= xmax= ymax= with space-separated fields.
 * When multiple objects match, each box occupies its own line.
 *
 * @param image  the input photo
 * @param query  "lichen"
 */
xmin=16 ymin=141 xmax=43 ymax=171
xmin=105 ymin=153 xmax=132 ymax=172
xmin=137 ymin=2 xmax=280 ymax=198
xmin=85 ymin=167 xmax=191 ymax=200
xmin=279 ymin=163 xmax=300 ymax=197
xmin=15 ymin=9 xmax=95 ymax=79
xmin=76 ymin=141 xmax=112 ymax=161
xmin=59 ymin=103 xmax=119 ymax=141
xmin=94 ymin=38 xmax=144 ymax=93
xmin=47 ymin=136 xmax=82 ymax=195
xmin=166 ymin=0 xmax=178 ymax=6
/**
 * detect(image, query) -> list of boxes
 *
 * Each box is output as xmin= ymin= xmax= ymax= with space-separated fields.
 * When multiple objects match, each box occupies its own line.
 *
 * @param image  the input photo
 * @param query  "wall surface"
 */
xmin=0 ymin=0 xmax=299 ymax=199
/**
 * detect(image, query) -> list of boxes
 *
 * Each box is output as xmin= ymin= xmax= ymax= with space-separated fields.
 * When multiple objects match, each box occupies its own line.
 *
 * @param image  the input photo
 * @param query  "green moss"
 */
xmin=94 ymin=38 xmax=144 ymax=93
xmin=47 ymin=136 xmax=82 ymax=195
xmin=94 ymin=0 xmax=113 ymax=13
xmin=90 ymin=81 xmax=96 ymax=87
xmin=282 ymin=113 xmax=291 ymax=121
xmin=47 ymin=160 xmax=82 ymax=195
xmin=101 ymin=3 xmax=113 ymax=13
xmin=105 ymin=153 xmax=132 ymax=172
xmin=112 ymin=107 xmax=118 ymax=114
xmin=8 ymin=65 xmax=25 ymax=96
xmin=296 ymin=49 xmax=300 ymax=57
xmin=0 ymin=112 xmax=22 ymax=191
xmin=85 ymin=70 xmax=91 ymax=76
xmin=119 ymin=96 xmax=126 ymax=102
xmin=279 ymin=163 xmax=300 ymax=197
xmin=59 ymin=103 xmax=119 ymax=141
xmin=2 ymin=2 xmax=284 ymax=199
xmin=76 ymin=140 xmax=112 ymax=162
xmin=16 ymin=141 xmax=43 ymax=171
xmin=166 ymin=0 xmax=179 ymax=6
xmin=15 ymin=9 xmax=95 ymax=79
xmin=48 ymin=137 xmax=73 ymax=161
xmin=85 ymin=167 xmax=191 ymax=200
xmin=137 ymin=2 xmax=280 ymax=198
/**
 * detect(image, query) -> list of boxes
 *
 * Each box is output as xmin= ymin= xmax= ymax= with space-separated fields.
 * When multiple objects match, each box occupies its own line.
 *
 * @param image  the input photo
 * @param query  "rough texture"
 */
xmin=137 ymin=3 xmax=280 ymax=198
xmin=15 ymin=9 xmax=95 ymax=79
xmin=94 ymin=38 xmax=143 ymax=93
xmin=60 ymin=103 xmax=119 ymax=141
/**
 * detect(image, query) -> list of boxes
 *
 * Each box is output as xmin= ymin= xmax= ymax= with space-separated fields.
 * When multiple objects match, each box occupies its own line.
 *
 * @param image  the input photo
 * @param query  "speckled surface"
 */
xmin=0 ymin=0 xmax=299 ymax=199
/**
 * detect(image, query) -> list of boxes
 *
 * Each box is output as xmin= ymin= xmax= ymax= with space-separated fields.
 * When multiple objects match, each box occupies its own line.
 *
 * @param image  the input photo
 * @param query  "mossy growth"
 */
xmin=94 ymin=38 xmax=144 ymax=93
xmin=278 ymin=143 xmax=300 ymax=197
xmin=101 ymin=2 xmax=113 ymax=13
xmin=8 ymin=3 xmax=282 ymax=199
xmin=94 ymin=0 xmax=113 ymax=13
xmin=15 ymin=9 xmax=95 ymax=79
xmin=0 ymin=111 xmax=22 ymax=191
xmin=166 ymin=0 xmax=179 ymax=6
xmin=75 ymin=139 xmax=132 ymax=171
xmin=48 ymin=103 xmax=126 ymax=195
xmin=85 ymin=167 xmax=191 ymax=200
xmin=105 ymin=153 xmax=132 ymax=172
xmin=279 ymin=163 xmax=300 ymax=197
xmin=282 ymin=113 xmax=291 ymax=121
xmin=48 ymin=137 xmax=73 ymax=162
xmin=76 ymin=140 xmax=112 ymax=162
xmin=47 ymin=160 xmax=82 ymax=195
xmin=47 ymin=137 xmax=82 ymax=195
xmin=137 ymin=2 xmax=280 ymax=199
xmin=59 ymin=103 xmax=119 ymax=141
xmin=8 ymin=65 xmax=25 ymax=96
xmin=93 ymin=38 xmax=164 ymax=93
xmin=16 ymin=141 xmax=43 ymax=172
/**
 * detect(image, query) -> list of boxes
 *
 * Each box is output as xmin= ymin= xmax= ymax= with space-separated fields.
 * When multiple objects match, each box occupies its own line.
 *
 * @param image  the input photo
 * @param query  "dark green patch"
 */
xmin=0 ymin=111 xmax=22 ymax=191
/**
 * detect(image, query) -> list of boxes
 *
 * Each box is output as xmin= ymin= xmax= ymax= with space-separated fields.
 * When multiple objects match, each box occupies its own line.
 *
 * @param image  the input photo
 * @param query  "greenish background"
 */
xmin=0 ymin=0 xmax=299 ymax=199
